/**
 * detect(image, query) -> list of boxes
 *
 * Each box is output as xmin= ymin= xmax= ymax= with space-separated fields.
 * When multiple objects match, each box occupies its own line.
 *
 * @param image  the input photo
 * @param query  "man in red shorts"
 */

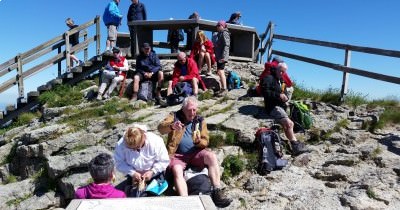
xmin=158 ymin=96 xmax=232 ymax=208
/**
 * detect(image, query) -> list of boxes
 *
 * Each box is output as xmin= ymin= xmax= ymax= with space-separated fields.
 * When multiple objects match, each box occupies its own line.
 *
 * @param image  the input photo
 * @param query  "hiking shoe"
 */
xmin=211 ymin=188 xmax=232 ymax=208
xmin=96 ymin=94 xmax=103 ymax=100
xmin=291 ymin=141 xmax=309 ymax=156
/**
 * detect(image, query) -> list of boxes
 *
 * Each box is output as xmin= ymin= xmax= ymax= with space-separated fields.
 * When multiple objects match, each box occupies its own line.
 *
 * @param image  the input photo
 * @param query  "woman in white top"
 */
xmin=114 ymin=124 xmax=169 ymax=196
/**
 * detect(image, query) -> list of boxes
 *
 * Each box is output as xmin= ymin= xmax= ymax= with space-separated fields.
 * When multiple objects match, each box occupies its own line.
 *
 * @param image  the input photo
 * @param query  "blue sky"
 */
xmin=1 ymin=0 xmax=399 ymax=109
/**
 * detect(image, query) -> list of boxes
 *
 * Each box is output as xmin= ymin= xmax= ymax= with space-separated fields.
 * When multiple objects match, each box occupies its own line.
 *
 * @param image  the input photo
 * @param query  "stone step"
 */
xmin=27 ymin=91 xmax=40 ymax=103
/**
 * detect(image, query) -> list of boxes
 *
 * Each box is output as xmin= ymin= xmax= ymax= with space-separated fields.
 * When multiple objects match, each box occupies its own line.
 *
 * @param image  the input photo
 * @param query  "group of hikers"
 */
xmin=70 ymin=0 xmax=310 ymax=208
xmin=98 ymin=0 xmax=243 ymax=101
xmin=75 ymin=97 xmax=233 ymax=208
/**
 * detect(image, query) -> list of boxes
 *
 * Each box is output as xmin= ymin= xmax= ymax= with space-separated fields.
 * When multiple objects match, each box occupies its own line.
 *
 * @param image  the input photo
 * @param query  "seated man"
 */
xmin=158 ymin=96 xmax=232 ymax=208
xmin=97 ymin=47 xmax=129 ymax=100
xmin=131 ymin=43 xmax=163 ymax=101
xmin=114 ymin=124 xmax=170 ymax=197
xmin=261 ymin=65 xmax=308 ymax=156
xmin=256 ymin=56 xmax=294 ymax=99
xmin=167 ymin=52 xmax=207 ymax=97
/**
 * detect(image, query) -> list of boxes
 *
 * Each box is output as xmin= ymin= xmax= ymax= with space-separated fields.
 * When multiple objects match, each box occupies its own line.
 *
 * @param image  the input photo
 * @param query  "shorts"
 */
xmin=269 ymin=106 xmax=288 ymax=122
xmin=135 ymin=71 xmax=158 ymax=82
xmin=169 ymin=149 xmax=210 ymax=170
xmin=217 ymin=61 xmax=226 ymax=70
xmin=107 ymin=25 xmax=118 ymax=41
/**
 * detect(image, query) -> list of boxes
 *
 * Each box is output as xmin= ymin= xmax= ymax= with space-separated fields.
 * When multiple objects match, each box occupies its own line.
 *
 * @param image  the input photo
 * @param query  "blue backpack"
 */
xmin=227 ymin=70 xmax=241 ymax=90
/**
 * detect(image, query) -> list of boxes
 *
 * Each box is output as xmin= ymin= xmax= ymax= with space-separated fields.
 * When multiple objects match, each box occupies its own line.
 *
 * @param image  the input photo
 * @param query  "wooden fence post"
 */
xmin=267 ymin=22 xmax=274 ymax=62
xmin=340 ymin=49 xmax=351 ymax=102
xmin=58 ymin=46 xmax=62 ymax=77
xmin=96 ymin=16 xmax=101 ymax=56
xmin=16 ymin=54 xmax=24 ymax=99
xmin=84 ymin=30 xmax=88 ymax=62
xmin=65 ymin=31 xmax=71 ymax=72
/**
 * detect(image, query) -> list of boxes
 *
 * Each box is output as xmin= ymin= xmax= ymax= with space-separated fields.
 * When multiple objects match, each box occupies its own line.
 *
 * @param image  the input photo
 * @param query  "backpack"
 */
xmin=227 ymin=70 xmax=241 ymax=90
xmin=184 ymin=168 xmax=211 ymax=195
xmin=166 ymin=82 xmax=193 ymax=106
xmin=138 ymin=81 xmax=153 ymax=101
xmin=255 ymin=127 xmax=288 ymax=175
xmin=289 ymin=101 xmax=313 ymax=132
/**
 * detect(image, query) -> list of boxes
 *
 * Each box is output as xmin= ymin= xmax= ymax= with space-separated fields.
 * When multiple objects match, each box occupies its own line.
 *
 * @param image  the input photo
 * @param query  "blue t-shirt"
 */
xmin=177 ymin=122 xmax=195 ymax=154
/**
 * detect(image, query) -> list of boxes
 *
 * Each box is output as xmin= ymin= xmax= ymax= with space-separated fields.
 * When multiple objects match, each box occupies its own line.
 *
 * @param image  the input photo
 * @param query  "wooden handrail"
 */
xmin=0 ymin=16 xmax=100 ymax=97
xmin=273 ymin=34 xmax=400 ymax=58
xmin=272 ymin=50 xmax=400 ymax=85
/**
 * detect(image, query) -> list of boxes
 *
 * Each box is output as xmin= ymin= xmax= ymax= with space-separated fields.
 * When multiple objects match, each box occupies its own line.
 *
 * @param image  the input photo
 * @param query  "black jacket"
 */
xmin=262 ymin=74 xmax=286 ymax=113
xmin=127 ymin=2 xmax=147 ymax=22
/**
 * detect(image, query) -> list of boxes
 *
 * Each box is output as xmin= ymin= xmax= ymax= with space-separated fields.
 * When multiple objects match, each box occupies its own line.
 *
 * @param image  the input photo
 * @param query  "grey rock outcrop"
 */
xmin=0 ymin=60 xmax=398 ymax=210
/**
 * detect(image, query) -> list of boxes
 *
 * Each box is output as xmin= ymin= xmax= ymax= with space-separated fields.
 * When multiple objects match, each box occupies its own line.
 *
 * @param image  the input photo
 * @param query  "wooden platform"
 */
xmin=66 ymin=195 xmax=216 ymax=210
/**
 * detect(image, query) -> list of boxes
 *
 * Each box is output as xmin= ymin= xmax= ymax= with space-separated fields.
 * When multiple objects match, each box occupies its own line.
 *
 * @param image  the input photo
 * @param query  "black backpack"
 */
xmin=255 ymin=127 xmax=288 ymax=175
xmin=166 ymin=82 xmax=193 ymax=106
xmin=138 ymin=81 xmax=153 ymax=101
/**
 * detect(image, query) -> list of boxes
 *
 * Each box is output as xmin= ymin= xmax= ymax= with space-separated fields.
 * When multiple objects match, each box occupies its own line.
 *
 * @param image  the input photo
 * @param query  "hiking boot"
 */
xmin=290 ymin=141 xmax=309 ymax=156
xmin=103 ymin=93 xmax=110 ymax=100
xmin=211 ymin=188 xmax=232 ymax=208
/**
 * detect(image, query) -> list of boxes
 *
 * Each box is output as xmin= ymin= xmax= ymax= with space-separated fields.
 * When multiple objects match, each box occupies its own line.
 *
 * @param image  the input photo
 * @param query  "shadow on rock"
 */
xmin=238 ymin=105 xmax=269 ymax=119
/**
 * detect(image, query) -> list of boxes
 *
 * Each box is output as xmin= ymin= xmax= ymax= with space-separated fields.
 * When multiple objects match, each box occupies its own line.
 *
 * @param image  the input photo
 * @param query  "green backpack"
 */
xmin=289 ymin=101 xmax=313 ymax=132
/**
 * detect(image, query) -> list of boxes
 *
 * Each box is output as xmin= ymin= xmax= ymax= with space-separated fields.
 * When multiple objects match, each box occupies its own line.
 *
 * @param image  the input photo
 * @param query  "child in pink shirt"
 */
xmin=75 ymin=153 xmax=126 ymax=199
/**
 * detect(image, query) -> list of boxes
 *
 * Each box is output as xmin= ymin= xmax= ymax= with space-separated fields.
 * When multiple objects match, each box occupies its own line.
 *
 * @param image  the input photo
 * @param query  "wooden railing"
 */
xmin=258 ymin=21 xmax=400 ymax=101
xmin=0 ymin=16 xmax=101 ymax=102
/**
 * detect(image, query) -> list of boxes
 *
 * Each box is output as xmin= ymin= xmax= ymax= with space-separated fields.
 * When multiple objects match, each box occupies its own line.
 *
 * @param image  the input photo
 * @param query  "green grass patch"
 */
xmin=244 ymin=152 xmax=258 ymax=171
xmin=6 ymin=193 xmax=32 ymax=206
xmin=70 ymin=144 xmax=89 ymax=153
xmin=0 ymin=112 xmax=41 ymax=135
xmin=221 ymin=155 xmax=245 ymax=182
xmin=208 ymin=133 xmax=225 ymax=148
xmin=198 ymin=90 xmax=213 ymax=101
xmin=38 ymin=84 xmax=84 ymax=108
xmin=4 ymin=175 xmax=17 ymax=184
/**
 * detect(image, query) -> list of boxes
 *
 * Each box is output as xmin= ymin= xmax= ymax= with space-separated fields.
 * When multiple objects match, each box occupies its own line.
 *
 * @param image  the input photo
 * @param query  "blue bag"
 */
xmin=145 ymin=178 xmax=168 ymax=196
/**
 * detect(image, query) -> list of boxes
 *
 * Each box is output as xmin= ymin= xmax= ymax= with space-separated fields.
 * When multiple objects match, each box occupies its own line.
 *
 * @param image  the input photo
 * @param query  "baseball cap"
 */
xmin=142 ymin=42 xmax=151 ymax=49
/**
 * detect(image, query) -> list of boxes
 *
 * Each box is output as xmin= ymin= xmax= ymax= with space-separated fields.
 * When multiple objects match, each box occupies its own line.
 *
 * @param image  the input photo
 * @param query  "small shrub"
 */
xmin=333 ymin=119 xmax=349 ymax=132
xmin=14 ymin=112 xmax=39 ymax=126
xmin=366 ymin=187 xmax=376 ymax=199
xmin=244 ymin=152 xmax=258 ymax=171
xmin=198 ymin=90 xmax=213 ymax=101
xmin=4 ymin=175 xmax=17 ymax=184
xmin=105 ymin=117 xmax=118 ymax=129
xmin=209 ymin=133 xmax=225 ymax=148
xmin=221 ymin=155 xmax=245 ymax=182
xmin=225 ymin=130 xmax=236 ymax=145
xmin=371 ymin=146 xmax=382 ymax=158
